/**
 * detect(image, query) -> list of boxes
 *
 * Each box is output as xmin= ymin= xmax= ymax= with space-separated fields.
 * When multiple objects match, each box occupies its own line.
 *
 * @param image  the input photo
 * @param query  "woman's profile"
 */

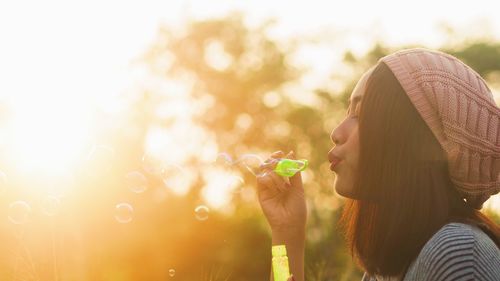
xmin=257 ymin=48 xmax=500 ymax=281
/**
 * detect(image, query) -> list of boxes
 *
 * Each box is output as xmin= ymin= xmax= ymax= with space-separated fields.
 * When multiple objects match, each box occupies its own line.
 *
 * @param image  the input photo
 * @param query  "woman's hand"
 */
xmin=257 ymin=151 xmax=306 ymax=281
xmin=256 ymin=151 xmax=307 ymax=233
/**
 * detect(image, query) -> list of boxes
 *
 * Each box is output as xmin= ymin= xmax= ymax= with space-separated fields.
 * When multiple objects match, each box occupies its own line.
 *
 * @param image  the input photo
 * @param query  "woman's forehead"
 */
xmin=350 ymin=67 xmax=374 ymax=103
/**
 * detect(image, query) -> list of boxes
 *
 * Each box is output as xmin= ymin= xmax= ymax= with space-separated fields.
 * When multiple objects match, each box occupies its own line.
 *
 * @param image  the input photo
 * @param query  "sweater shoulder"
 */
xmin=405 ymin=222 xmax=500 ymax=281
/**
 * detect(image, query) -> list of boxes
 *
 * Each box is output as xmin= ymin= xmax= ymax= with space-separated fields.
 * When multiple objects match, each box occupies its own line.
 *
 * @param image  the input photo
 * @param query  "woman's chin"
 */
xmin=335 ymin=187 xmax=349 ymax=198
xmin=334 ymin=179 xmax=354 ymax=199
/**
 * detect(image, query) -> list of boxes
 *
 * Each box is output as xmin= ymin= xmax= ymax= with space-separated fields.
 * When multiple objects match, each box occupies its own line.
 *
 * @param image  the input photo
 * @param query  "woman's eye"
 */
xmin=352 ymin=107 xmax=360 ymax=118
xmin=346 ymin=104 xmax=359 ymax=119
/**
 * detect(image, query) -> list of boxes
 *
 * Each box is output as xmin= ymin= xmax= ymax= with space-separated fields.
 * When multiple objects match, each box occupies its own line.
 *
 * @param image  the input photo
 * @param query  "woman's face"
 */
xmin=328 ymin=68 xmax=372 ymax=198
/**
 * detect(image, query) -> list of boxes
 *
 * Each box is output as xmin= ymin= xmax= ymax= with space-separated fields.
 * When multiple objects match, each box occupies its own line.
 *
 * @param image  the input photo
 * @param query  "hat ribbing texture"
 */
xmin=380 ymin=48 xmax=499 ymax=209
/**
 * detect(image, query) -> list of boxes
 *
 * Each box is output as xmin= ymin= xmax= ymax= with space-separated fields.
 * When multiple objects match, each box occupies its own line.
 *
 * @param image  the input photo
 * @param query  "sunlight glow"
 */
xmin=0 ymin=0 xmax=498 ymax=212
xmin=202 ymin=169 xmax=241 ymax=209
xmin=5 ymin=95 xmax=92 ymax=176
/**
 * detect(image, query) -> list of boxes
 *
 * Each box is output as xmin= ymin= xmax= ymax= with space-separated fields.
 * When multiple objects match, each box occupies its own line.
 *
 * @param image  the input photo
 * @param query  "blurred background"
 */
xmin=0 ymin=0 xmax=499 ymax=280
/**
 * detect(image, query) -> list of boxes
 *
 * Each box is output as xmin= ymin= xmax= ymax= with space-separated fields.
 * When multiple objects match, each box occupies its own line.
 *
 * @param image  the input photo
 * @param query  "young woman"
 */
xmin=257 ymin=48 xmax=500 ymax=281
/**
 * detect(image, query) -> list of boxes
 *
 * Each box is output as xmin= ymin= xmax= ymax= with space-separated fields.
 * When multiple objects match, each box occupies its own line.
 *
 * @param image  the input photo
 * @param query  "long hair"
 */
xmin=338 ymin=62 xmax=500 ymax=277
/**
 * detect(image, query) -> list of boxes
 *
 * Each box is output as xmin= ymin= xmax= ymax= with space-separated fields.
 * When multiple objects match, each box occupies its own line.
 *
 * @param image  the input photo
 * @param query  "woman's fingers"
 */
xmin=256 ymin=169 xmax=290 ymax=196
xmin=271 ymin=150 xmax=284 ymax=159
xmin=260 ymin=152 xmax=281 ymax=170
xmin=269 ymin=171 xmax=289 ymax=192
xmin=256 ymin=171 xmax=281 ymax=195
xmin=286 ymin=151 xmax=303 ymax=187
xmin=257 ymin=150 xmax=296 ymax=194
xmin=259 ymin=159 xmax=278 ymax=170
xmin=259 ymin=150 xmax=287 ymax=172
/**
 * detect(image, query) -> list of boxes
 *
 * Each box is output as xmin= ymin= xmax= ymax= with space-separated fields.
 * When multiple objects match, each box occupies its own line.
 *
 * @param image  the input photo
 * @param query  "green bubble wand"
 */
xmin=273 ymin=158 xmax=308 ymax=177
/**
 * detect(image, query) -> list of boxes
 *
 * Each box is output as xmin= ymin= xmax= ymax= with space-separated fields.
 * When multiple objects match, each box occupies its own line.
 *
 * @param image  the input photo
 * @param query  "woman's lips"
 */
xmin=330 ymin=158 xmax=343 ymax=171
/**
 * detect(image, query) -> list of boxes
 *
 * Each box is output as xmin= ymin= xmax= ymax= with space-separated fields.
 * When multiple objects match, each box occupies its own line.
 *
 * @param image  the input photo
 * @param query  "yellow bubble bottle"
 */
xmin=272 ymin=245 xmax=291 ymax=281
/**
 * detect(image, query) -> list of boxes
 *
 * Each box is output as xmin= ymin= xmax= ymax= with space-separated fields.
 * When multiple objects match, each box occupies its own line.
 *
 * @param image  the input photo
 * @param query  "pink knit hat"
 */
xmin=379 ymin=48 xmax=499 ymax=210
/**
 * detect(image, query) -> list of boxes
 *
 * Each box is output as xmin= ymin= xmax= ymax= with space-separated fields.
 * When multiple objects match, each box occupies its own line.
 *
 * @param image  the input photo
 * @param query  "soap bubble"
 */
xmin=41 ymin=195 xmax=61 ymax=216
xmin=115 ymin=203 xmax=134 ymax=223
xmin=194 ymin=205 xmax=209 ymax=221
xmin=125 ymin=171 xmax=148 ymax=193
xmin=168 ymin=269 xmax=175 ymax=277
xmin=235 ymin=154 xmax=263 ymax=176
xmin=8 ymin=201 xmax=31 ymax=225
xmin=142 ymin=153 xmax=164 ymax=175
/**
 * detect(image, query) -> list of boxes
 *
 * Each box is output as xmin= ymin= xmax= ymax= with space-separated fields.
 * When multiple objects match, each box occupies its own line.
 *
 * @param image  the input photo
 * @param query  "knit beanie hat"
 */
xmin=379 ymin=48 xmax=499 ymax=210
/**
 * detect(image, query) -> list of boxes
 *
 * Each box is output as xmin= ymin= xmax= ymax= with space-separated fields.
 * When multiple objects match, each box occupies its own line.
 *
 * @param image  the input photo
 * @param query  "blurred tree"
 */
xmin=444 ymin=42 xmax=500 ymax=77
xmin=137 ymin=12 xmax=356 ymax=281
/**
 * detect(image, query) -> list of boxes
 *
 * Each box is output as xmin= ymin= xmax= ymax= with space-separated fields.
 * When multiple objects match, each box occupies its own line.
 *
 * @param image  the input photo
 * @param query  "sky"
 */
xmin=2 ymin=0 xmax=500 ymax=102
xmin=1 ymin=0 xmax=500 ymax=100
xmin=0 ymin=0 xmax=499 ymax=209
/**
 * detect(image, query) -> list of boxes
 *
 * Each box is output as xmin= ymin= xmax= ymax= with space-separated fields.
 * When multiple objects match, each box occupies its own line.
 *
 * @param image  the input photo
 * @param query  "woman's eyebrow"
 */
xmin=350 ymin=96 xmax=361 ymax=105
xmin=347 ymin=96 xmax=362 ymax=113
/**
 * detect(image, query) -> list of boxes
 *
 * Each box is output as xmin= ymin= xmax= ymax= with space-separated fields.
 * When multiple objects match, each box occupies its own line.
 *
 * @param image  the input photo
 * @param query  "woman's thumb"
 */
xmin=287 ymin=274 xmax=295 ymax=281
xmin=286 ymin=151 xmax=303 ymax=187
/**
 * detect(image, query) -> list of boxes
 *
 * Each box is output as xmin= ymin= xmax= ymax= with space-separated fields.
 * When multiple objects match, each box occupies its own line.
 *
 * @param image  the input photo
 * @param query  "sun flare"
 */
xmin=4 ymin=95 xmax=93 ymax=176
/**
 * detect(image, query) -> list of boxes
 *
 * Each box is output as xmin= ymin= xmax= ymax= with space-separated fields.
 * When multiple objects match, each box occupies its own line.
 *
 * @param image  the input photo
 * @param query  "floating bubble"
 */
xmin=161 ymin=164 xmax=191 ymax=195
xmin=194 ymin=205 xmax=209 ymax=221
xmin=168 ymin=269 xmax=175 ymax=277
xmin=8 ymin=201 xmax=31 ymax=225
xmin=41 ymin=195 xmax=61 ymax=216
xmin=235 ymin=154 xmax=263 ymax=176
xmin=115 ymin=203 xmax=134 ymax=223
xmin=125 ymin=171 xmax=148 ymax=193
xmin=142 ymin=153 xmax=165 ymax=175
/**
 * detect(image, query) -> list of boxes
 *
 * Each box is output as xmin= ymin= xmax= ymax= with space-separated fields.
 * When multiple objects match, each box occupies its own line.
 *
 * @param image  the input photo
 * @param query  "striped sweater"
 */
xmin=361 ymin=223 xmax=500 ymax=281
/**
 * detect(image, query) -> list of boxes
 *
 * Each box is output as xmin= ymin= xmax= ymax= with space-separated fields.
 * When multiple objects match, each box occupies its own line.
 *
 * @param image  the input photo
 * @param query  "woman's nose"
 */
xmin=330 ymin=129 xmax=341 ymax=146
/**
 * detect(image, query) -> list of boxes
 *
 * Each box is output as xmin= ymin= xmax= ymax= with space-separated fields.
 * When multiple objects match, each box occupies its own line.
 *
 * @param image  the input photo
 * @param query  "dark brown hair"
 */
xmin=338 ymin=62 xmax=500 ymax=277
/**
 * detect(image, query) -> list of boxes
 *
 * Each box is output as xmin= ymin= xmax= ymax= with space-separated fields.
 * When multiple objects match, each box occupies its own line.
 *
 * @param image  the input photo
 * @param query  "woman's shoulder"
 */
xmin=404 ymin=222 xmax=500 ymax=280
xmin=424 ymin=222 xmax=495 ymax=250
xmin=421 ymin=222 xmax=498 ymax=259
xmin=362 ymin=222 xmax=500 ymax=281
